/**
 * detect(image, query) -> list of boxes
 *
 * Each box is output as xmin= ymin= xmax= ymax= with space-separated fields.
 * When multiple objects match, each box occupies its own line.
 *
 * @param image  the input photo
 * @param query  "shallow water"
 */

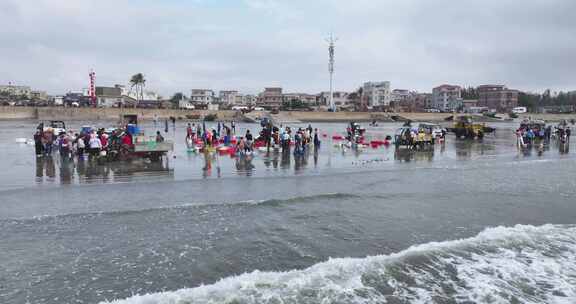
xmin=0 ymin=119 xmax=575 ymax=304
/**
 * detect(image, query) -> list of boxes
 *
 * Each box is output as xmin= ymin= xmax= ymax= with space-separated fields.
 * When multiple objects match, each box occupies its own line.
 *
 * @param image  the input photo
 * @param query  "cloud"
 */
xmin=0 ymin=0 xmax=575 ymax=95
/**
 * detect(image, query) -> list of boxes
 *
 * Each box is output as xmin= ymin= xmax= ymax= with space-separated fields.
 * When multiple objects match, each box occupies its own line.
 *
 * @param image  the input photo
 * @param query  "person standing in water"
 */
xmin=314 ymin=128 xmax=321 ymax=148
xmin=88 ymin=132 xmax=102 ymax=159
xmin=245 ymin=130 xmax=253 ymax=152
xmin=156 ymin=131 xmax=165 ymax=142
xmin=186 ymin=123 xmax=193 ymax=138
xmin=34 ymin=130 xmax=43 ymax=156
xmin=77 ymin=135 xmax=86 ymax=159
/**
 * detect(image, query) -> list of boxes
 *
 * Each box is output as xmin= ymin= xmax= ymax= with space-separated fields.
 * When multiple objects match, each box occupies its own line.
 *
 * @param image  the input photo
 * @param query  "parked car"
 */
xmin=418 ymin=123 xmax=446 ymax=138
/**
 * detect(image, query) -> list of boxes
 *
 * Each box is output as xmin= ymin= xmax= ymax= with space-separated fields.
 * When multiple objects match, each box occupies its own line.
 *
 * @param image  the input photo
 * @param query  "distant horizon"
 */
xmin=1 ymin=0 xmax=575 ymax=96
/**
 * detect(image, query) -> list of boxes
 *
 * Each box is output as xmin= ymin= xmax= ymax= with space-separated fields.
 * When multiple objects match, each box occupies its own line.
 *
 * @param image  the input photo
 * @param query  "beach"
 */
xmin=1 ymin=120 xmax=575 ymax=303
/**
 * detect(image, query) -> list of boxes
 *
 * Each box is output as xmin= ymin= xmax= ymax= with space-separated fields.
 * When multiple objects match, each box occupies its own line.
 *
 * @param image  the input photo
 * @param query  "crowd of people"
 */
xmin=33 ymin=126 xmax=141 ymax=161
xmin=516 ymin=121 xmax=571 ymax=148
xmin=184 ymin=121 xmax=321 ymax=155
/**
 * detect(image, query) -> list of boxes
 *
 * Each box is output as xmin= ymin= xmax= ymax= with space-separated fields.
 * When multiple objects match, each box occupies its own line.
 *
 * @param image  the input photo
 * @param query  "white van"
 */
xmin=512 ymin=107 xmax=527 ymax=114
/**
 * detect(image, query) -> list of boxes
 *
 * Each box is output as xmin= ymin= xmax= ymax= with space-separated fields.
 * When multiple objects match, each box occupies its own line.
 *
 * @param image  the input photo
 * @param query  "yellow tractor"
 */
xmin=450 ymin=115 xmax=494 ymax=139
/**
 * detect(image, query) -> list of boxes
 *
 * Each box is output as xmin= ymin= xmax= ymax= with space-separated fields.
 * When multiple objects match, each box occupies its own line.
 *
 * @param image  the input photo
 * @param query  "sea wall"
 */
xmin=1 ymin=106 xmax=575 ymax=123
xmin=0 ymin=106 xmax=238 ymax=121
xmin=0 ymin=107 xmax=37 ymax=120
xmin=276 ymin=111 xmax=454 ymax=122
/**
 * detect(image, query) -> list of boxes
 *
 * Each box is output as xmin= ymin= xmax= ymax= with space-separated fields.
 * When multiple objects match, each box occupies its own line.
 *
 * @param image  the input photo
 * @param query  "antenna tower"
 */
xmin=326 ymin=33 xmax=337 ymax=111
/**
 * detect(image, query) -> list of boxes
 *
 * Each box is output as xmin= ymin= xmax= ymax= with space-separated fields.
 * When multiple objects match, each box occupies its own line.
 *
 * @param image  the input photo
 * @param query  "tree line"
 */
xmin=518 ymin=90 xmax=576 ymax=111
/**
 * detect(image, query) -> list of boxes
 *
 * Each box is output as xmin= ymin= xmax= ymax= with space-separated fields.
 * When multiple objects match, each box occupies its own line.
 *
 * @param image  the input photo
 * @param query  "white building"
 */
xmin=283 ymin=93 xmax=318 ymax=105
xmin=31 ymin=90 xmax=48 ymax=100
xmin=391 ymin=89 xmax=412 ymax=104
xmin=52 ymin=96 xmax=64 ymax=106
xmin=219 ymin=90 xmax=238 ymax=105
xmin=432 ymin=84 xmax=463 ymax=112
xmin=116 ymin=84 xmax=159 ymax=101
xmin=0 ymin=85 xmax=32 ymax=97
xmin=363 ymin=81 xmax=391 ymax=108
xmin=67 ymin=89 xmax=89 ymax=97
xmin=318 ymin=91 xmax=349 ymax=107
xmin=190 ymin=89 xmax=215 ymax=104
xmin=242 ymin=94 xmax=258 ymax=106
xmin=179 ymin=98 xmax=195 ymax=110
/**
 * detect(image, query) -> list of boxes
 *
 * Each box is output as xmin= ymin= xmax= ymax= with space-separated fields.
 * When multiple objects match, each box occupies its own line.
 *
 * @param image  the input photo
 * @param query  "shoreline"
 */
xmin=0 ymin=106 xmax=574 ymax=123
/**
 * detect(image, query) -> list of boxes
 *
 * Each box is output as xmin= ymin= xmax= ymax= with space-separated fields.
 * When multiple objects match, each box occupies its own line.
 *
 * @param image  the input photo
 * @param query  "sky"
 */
xmin=0 ymin=0 xmax=575 ymax=96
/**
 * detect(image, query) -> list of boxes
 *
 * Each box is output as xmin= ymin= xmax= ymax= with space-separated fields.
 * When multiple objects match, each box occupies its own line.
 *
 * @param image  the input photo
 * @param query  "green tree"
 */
xmin=518 ymin=92 xmax=540 ymax=112
xmin=461 ymin=86 xmax=478 ymax=99
xmin=170 ymin=92 xmax=185 ymax=105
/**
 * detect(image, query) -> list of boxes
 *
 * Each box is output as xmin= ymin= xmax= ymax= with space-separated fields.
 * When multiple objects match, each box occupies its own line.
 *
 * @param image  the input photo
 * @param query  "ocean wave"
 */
xmin=101 ymin=224 xmax=576 ymax=304
xmin=1 ymin=193 xmax=359 ymax=223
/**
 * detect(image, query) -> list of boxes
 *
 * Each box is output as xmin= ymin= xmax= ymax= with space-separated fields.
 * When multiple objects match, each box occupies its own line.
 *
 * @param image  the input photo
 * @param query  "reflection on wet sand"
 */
xmin=515 ymin=137 xmax=571 ymax=157
xmin=201 ymin=151 xmax=223 ymax=178
xmin=35 ymin=156 xmax=56 ymax=182
xmin=235 ymin=154 xmax=255 ymax=176
xmin=454 ymin=140 xmax=495 ymax=160
xmin=559 ymin=141 xmax=570 ymax=154
xmin=293 ymin=150 xmax=310 ymax=173
xmin=35 ymin=157 xmax=173 ymax=184
xmin=394 ymin=147 xmax=435 ymax=162
xmin=197 ymin=147 xmax=318 ymax=177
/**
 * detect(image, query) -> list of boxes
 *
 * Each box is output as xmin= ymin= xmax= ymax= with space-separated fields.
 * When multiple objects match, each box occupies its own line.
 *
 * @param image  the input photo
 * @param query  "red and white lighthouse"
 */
xmin=89 ymin=70 xmax=96 ymax=107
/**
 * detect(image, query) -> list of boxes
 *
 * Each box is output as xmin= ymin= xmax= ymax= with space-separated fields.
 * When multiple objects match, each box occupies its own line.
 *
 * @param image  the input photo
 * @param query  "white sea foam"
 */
xmin=101 ymin=224 xmax=576 ymax=304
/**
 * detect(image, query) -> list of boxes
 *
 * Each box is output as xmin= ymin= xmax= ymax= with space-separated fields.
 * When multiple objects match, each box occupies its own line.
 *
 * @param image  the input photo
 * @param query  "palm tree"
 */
xmin=129 ymin=73 xmax=146 ymax=108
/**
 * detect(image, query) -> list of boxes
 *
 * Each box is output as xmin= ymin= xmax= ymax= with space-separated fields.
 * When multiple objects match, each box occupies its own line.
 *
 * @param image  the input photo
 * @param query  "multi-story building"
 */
xmin=190 ymin=89 xmax=215 ymax=105
xmin=258 ymin=87 xmax=283 ymax=109
xmin=30 ymin=90 xmax=48 ymax=100
xmin=219 ymin=90 xmax=238 ymax=105
xmin=391 ymin=89 xmax=413 ymax=111
xmin=477 ymin=85 xmax=519 ymax=112
xmin=416 ymin=93 xmax=433 ymax=111
xmin=362 ymin=81 xmax=391 ymax=109
xmin=462 ymin=100 xmax=479 ymax=112
xmin=283 ymin=93 xmax=318 ymax=106
xmin=95 ymin=86 xmax=134 ymax=107
xmin=432 ymin=84 xmax=463 ymax=112
xmin=178 ymin=97 xmax=195 ymax=109
xmin=117 ymin=84 xmax=160 ymax=101
xmin=394 ymin=92 xmax=431 ymax=112
xmin=318 ymin=91 xmax=349 ymax=108
xmin=234 ymin=95 xmax=244 ymax=105
xmin=391 ymin=89 xmax=411 ymax=104
xmin=0 ymin=85 xmax=32 ymax=97
xmin=242 ymin=94 xmax=258 ymax=106
xmin=95 ymin=86 xmax=122 ymax=97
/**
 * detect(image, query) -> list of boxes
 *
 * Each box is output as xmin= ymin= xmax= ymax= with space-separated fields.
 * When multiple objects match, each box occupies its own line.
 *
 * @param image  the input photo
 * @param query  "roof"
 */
xmin=477 ymin=84 xmax=506 ymax=89
xmin=434 ymin=84 xmax=461 ymax=90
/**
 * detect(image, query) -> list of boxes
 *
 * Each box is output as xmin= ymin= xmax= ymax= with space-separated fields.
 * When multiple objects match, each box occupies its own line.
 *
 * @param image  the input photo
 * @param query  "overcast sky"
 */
xmin=1 ymin=0 xmax=575 ymax=96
